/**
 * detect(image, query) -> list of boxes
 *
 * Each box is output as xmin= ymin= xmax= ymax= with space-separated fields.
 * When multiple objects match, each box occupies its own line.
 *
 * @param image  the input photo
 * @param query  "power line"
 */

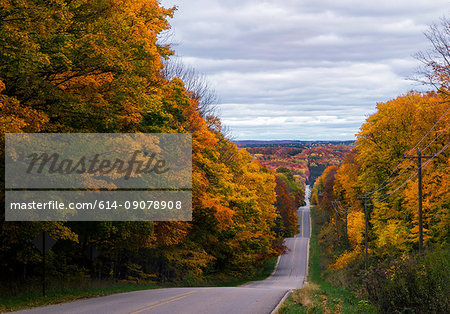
xmin=335 ymin=200 xmax=352 ymax=213
xmin=422 ymin=122 xmax=450 ymax=152
xmin=373 ymin=142 xmax=449 ymax=252
xmin=381 ymin=121 xmax=450 ymax=193
xmin=365 ymin=107 xmax=450 ymax=196
xmin=376 ymin=141 xmax=450 ymax=202
xmin=421 ymin=141 xmax=450 ymax=168
xmin=357 ymin=111 xmax=449 ymax=254
xmin=366 ymin=160 xmax=415 ymax=196
xmin=375 ymin=134 xmax=449 ymax=201
xmin=364 ymin=160 xmax=408 ymax=196
xmin=405 ymin=106 xmax=450 ymax=155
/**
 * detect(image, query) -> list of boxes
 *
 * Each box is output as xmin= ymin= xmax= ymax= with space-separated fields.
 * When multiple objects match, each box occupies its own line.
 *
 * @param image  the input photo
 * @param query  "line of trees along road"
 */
xmin=0 ymin=0 xmax=301 ymax=288
xmin=310 ymin=18 xmax=450 ymax=313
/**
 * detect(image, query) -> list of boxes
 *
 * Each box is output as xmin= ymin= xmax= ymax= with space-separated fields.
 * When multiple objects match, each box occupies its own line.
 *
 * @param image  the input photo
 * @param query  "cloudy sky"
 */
xmin=160 ymin=0 xmax=449 ymax=140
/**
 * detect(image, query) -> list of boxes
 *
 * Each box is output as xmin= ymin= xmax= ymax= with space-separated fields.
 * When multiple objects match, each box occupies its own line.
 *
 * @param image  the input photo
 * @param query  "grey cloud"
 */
xmin=161 ymin=0 xmax=449 ymax=140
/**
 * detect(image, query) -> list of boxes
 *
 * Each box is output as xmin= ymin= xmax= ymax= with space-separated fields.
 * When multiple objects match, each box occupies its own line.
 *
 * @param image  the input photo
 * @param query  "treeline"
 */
xmin=311 ymin=78 xmax=450 ymax=311
xmin=274 ymin=167 xmax=303 ymax=237
xmin=0 ymin=0 xmax=301 ymax=287
xmin=310 ymin=18 xmax=450 ymax=313
xmin=245 ymin=143 xmax=353 ymax=186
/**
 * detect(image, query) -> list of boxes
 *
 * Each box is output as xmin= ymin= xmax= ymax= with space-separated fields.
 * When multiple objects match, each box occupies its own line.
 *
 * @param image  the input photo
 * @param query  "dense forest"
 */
xmin=0 ymin=0 xmax=301 ymax=290
xmin=311 ymin=91 xmax=449 ymax=311
xmin=243 ymin=142 xmax=353 ymax=185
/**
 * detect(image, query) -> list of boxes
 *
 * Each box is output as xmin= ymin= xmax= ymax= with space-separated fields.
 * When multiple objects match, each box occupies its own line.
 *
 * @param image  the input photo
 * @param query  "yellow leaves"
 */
xmin=0 ymin=80 xmax=48 ymax=134
xmin=45 ymin=223 xmax=79 ymax=243
xmin=163 ymin=246 xmax=213 ymax=278
xmin=374 ymin=219 xmax=409 ymax=250
xmin=348 ymin=91 xmax=450 ymax=253
xmin=334 ymin=150 xmax=359 ymax=208
xmin=347 ymin=211 xmax=365 ymax=249
xmin=385 ymin=264 xmax=397 ymax=280
xmin=330 ymin=250 xmax=360 ymax=270
xmin=0 ymin=0 xmax=284 ymax=281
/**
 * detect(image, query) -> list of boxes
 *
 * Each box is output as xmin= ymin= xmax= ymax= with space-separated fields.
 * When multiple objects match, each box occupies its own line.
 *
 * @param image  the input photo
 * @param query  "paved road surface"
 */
xmin=16 ymin=186 xmax=311 ymax=314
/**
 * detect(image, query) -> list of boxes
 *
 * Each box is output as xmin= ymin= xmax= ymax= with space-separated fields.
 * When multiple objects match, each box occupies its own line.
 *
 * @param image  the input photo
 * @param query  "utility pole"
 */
xmin=405 ymin=148 xmax=434 ymax=253
xmin=358 ymin=195 xmax=371 ymax=270
xmin=334 ymin=201 xmax=351 ymax=248
xmin=331 ymin=201 xmax=341 ymax=243
xmin=363 ymin=198 xmax=369 ymax=270
xmin=32 ymin=231 xmax=55 ymax=297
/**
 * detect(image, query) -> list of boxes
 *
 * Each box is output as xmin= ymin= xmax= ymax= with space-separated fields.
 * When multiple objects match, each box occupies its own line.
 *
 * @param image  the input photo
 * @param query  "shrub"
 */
xmin=365 ymin=246 xmax=450 ymax=313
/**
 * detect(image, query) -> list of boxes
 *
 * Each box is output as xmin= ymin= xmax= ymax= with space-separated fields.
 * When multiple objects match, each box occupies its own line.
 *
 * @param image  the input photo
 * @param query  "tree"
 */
xmin=0 ymin=0 xmax=282 ymax=286
xmin=163 ymin=57 xmax=218 ymax=118
xmin=414 ymin=17 xmax=450 ymax=93
xmin=274 ymin=176 xmax=298 ymax=237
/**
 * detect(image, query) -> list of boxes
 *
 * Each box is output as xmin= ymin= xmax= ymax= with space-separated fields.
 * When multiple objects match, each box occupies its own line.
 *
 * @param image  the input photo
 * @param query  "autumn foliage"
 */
xmin=311 ymin=91 xmax=450 ymax=312
xmin=0 ymin=0 xmax=288 ymax=286
xmin=309 ymin=22 xmax=450 ymax=311
xmin=245 ymin=143 xmax=353 ymax=186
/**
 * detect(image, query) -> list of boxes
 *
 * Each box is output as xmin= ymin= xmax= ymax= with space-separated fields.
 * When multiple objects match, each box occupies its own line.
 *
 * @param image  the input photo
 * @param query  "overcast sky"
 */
xmin=160 ymin=0 xmax=449 ymax=140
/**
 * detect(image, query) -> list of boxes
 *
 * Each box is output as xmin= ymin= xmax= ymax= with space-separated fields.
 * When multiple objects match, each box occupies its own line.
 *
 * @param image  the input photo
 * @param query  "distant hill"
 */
xmin=239 ymin=140 xmax=355 ymax=185
xmin=234 ymin=140 xmax=355 ymax=147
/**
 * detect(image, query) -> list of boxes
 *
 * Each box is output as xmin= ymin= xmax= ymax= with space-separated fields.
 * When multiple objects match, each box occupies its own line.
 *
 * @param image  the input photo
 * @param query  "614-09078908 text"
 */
xmin=8 ymin=200 xmax=183 ymax=211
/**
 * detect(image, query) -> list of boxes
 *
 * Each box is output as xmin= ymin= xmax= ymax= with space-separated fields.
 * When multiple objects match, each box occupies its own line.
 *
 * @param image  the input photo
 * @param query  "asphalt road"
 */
xmin=16 ymin=186 xmax=311 ymax=314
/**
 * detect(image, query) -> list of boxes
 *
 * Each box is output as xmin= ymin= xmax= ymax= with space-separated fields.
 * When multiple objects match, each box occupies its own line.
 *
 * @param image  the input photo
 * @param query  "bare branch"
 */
xmin=162 ymin=56 xmax=219 ymax=117
xmin=413 ymin=17 xmax=450 ymax=95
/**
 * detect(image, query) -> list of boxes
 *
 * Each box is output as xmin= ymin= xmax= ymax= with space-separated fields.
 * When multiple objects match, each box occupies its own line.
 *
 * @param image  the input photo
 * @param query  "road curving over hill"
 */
xmin=16 ymin=186 xmax=311 ymax=314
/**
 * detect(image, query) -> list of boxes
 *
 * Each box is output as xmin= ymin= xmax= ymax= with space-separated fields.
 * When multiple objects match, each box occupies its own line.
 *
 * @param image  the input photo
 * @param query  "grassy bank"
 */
xmin=0 ymin=281 xmax=163 ymax=312
xmin=277 ymin=206 xmax=376 ymax=313
xmin=0 ymin=256 xmax=278 ymax=312
xmin=216 ymin=256 xmax=278 ymax=287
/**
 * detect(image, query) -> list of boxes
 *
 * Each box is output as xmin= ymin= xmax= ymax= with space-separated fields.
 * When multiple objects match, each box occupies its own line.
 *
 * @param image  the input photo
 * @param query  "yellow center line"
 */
xmin=129 ymin=291 xmax=198 ymax=314
xmin=301 ymin=209 xmax=305 ymax=238
xmin=289 ymin=237 xmax=298 ymax=277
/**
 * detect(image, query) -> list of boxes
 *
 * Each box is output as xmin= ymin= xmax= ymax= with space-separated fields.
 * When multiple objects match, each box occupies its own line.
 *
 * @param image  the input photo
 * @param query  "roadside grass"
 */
xmin=0 ymin=256 xmax=278 ymax=312
xmin=277 ymin=206 xmax=377 ymax=314
xmin=223 ymin=256 xmax=278 ymax=287
xmin=0 ymin=280 xmax=163 ymax=313
xmin=187 ymin=256 xmax=278 ymax=287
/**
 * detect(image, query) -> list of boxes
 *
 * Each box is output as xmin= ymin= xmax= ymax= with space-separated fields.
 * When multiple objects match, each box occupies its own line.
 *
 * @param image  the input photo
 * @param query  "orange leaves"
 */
xmin=274 ymin=175 xmax=298 ymax=237
xmin=0 ymin=79 xmax=48 ymax=134
xmin=334 ymin=150 xmax=360 ymax=209
xmin=0 ymin=0 xmax=284 ymax=282
xmin=313 ymin=165 xmax=339 ymax=213
xmin=314 ymin=92 xmax=448 ymax=276
xmin=357 ymin=92 xmax=449 ymax=249
xmin=50 ymin=71 xmax=115 ymax=91
xmin=153 ymin=222 xmax=189 ymax=247
xmin=200 ymin=196 xmax=235 ymax=230
xmin=158 ymin=72 xmax=281 ymax=274
xmin=120 ymin=99 xmax=143 ymax=129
